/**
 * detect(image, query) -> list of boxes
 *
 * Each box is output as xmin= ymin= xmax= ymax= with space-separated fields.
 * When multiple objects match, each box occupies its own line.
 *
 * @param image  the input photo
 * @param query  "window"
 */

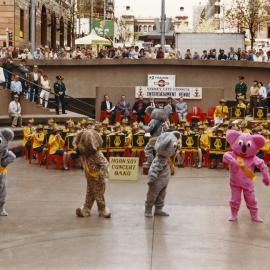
xmin=20 ymin=9 xmax=24 ymax=37
xmin=268 ymin=26 xmax=270 ymax=39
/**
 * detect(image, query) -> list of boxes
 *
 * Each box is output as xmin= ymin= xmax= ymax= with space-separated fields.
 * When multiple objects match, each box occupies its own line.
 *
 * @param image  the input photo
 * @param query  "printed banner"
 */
xmin=109 ymin=134 xmax=125 ymax=152
xmin=209 ymin=137 xmax=227 ymax=154
xmin=253 ymin=108 xmax=267 ymax=120
xmin=109 ymin=157 xmax=139 ymax=181
xmin=132 ymin=134 xmax=149 ymax=149
xmin=135 ymin=86 xmax=202 ymax=99
xmin=230 ymin=107 xmax=246 ymax=119
xmin=181 ymin=135 xmax=199 ymax=151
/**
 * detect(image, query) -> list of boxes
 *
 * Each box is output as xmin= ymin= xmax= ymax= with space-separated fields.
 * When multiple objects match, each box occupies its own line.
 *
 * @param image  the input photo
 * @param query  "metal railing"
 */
xmin=1 ymin=67 xmax=95 ymax=118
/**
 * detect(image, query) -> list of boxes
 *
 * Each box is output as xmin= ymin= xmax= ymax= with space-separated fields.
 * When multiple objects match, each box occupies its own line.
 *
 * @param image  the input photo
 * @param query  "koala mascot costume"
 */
xmin=223 ymin=130 xmax=270 ymax=222
xmin=75 ymin=129 xmax=111 ymax=218
xmin=145 ymin=131 xmax=180 ymax=217
xmin=0 ymin=128 xmax=16 ymax=216
xmin=144 ymin=106 xmax=170 ymax=167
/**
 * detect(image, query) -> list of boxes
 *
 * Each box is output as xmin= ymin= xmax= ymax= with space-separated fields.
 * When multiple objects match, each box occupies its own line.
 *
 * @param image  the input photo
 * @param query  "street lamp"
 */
xmin=161 ymin=0 xmax=166 ymax=50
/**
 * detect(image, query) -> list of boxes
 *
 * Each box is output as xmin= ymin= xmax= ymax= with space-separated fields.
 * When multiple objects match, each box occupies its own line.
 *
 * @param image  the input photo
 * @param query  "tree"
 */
xmin=195 ymin=18 xmax=216 ymax=33
xmin=226 ymin=0 xmax=270 ymax=48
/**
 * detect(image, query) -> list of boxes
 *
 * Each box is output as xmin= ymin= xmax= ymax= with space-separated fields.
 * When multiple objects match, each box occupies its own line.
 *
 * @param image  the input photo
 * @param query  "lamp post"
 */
xmin=160 ymin=0 xmax=166 ymax=50
xmin=30 ymin=0 xmax=36 ymax=54
xmin=89 ymin=0 xmax=93 ymax=33
xmin=103 ymin=0 xmax=106 ymax=37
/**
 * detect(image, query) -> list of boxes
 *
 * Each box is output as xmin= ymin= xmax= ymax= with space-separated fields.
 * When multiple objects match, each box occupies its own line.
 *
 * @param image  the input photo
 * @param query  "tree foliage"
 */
xmin=226 ymin=0 xmax=270 ymax=48
xmin=195 ymin=18 xmax=216 ymax=33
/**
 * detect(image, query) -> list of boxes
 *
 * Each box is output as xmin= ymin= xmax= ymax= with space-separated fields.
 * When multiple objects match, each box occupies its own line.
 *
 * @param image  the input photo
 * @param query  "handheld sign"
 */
xmin=209 ymin=136 xmax=227 ymax=154
xmin=181 ymin=135 xmax=199 ymax=151
xmin=253 ymin=107 xmax=267 ymax=120
xmin=230 ymin=107 xmax=246 ymax=119
xmin=109 ymin=157 xmax=139 ymax=181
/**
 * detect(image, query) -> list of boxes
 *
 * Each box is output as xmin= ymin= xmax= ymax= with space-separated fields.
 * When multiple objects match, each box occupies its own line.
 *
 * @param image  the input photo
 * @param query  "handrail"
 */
xmin=1 ymin=67 xmax=95 ymax=118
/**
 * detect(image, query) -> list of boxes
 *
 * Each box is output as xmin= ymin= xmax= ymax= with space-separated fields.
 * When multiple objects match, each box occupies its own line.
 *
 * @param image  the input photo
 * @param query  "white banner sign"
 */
xmin=135 ymin=86 xmax=202 ymax=99
xmin=148 ymin=74 xmax=176 ymax=88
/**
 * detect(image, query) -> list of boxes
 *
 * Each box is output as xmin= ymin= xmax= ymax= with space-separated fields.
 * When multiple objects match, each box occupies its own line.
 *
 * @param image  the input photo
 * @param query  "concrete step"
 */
xmin=9 ymin=139 xmax=23 ymax=157
xmin=0 ymin=110 xmax=89 ymax=127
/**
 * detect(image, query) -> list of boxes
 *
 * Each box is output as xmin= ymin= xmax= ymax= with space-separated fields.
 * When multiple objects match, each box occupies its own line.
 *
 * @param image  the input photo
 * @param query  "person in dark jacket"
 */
xmin=132 ymin=95 xmax=147 ymax=123
xmin=17 ymin=60 xmax=29 ymax=93
xmin=54 ymin=75 xmax=66 ymax=114
xmin=2 ymin=57 xmax=14 ymax=89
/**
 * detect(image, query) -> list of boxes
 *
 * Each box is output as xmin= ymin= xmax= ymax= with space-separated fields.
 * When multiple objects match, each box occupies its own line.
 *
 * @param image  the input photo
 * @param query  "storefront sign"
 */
xmin=135 ymin=86 xmax=202 ymax=99
xmin=148 ymin=74 xmax=176 ymax=88
xmin=109 ymin=157 xmax=139 ymax=181
xmin=92 ymin=20 xmax=114 ymax=38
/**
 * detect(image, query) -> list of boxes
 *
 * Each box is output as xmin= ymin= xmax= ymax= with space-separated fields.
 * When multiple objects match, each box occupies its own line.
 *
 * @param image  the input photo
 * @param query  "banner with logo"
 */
xmin=132 ymin=134 xmax=149 ymax=150
xmin=181 ymin=135 xmax=199 ymax=151
xmin=209 ymin=137 xmax=227 ymax=154
xmin=253 ymin=108 xmax=267 ymax=120
xmin=92 ymin=20 xmax=114 ymax=38
xmin=230 ymin=107 xmax=246 ymax=119
xmin=135 ymin=86 xmax=202 ymax=99
xmin=109 ymin=134 xmax=125 ymax=152
xmin=148 ymin=74 xmax=176 ymax=88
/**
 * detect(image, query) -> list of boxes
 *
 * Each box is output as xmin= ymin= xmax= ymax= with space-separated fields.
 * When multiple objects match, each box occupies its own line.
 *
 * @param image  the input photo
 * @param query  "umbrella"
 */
xmin=75 ymin=29 xmax=111 ymax=45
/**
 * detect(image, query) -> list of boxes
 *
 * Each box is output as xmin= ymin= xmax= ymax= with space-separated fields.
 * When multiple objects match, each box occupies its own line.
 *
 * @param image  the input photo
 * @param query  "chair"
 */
xmin=184 ymin=151 xmax=196 ymax=167
xmin=29 ymin=146 xmax=44 ymax=166
xmin=207 ymin=107 xmax=216 ymax=126
xmin=172 ymin=112 xmax=179 ymax=125
xmin=100 ymin=110 xmax=110 ymax=122
xmin=46 ymin=148 xmax=62 ymax=170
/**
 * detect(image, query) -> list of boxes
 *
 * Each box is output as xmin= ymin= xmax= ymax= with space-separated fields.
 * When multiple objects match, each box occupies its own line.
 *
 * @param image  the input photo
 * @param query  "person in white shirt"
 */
xmin=10 ymin=75 xmax=23 ymax=98
xmin=8 ymin=95 xmax=22 ymax=127
xmin=258 ymin=81 xmax=267 ymax=107
xmin=40 ymin=74 xmax=51 ymax=108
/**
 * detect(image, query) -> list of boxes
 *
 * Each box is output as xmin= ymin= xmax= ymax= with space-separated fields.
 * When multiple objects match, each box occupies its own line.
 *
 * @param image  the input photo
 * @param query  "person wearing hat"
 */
xmin=235 ymin=76 xmax=247 ymax=101
xmin=23 ymin=119 xmax=35 ymax=158
xmin=32 ymin=125 xmax=46 ymax=154
xmin=236 ymin=97 xmax=247 ymax=110
xmin=8 ymin=95 xmax=22 ymax=128
xmin=29 ymin=65 xmax=41 ymax=103
xmin=184 ymin=123 xmax=193 ymax=135
xmin=214 ymin=99 xmax=229 ymax=125
xmin=197 ymin=125 xmax=209 ymax=169
xmin=54 ymin=75 xmax=66 ymax=115
xmin=48 ymin=127 xmax=69 ymax=170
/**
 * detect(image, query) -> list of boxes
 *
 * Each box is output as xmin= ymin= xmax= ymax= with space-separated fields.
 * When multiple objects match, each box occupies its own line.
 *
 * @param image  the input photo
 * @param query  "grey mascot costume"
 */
xmin=0 ymin=128 xmax=16 ymax=216
xmin=145 ymin=131 xmax=180 ymax=217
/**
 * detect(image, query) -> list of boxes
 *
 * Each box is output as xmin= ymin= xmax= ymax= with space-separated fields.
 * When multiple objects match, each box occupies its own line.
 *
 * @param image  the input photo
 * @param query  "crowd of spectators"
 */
xmin=1 ymin=44 xmax=270 ymax=62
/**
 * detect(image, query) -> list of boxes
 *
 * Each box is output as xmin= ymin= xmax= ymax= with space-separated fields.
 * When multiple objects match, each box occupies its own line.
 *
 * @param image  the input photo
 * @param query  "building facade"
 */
xmin=0 ymin=0 xmax=74 ymax=48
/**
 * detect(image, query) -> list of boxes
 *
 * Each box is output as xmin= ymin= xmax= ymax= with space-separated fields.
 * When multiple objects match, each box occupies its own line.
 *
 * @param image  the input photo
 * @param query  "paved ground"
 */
xmin=1 ymin=158 xmax=270 ymax=270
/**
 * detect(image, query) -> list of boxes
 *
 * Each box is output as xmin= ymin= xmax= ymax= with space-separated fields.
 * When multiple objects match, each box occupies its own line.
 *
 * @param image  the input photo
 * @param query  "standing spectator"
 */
xmin=145 ymin=48 xmax=156 ymax=59
xmin=132 ymin=95 xmax=147 ymax=123
xmin=138 ymin=48 xmax=145 ymax=59
xmin=249 ymin=80 xmax=260 ymax=114
xmin=201 ymin=50 xmax=208 ymax=60
xmin=122 ymin=48 xmax=130 ymax=58
xmin=10 ymin=75 xmax=23 ymax=99
xmin=218 ymin=49 xmax=227 ymax=60
xmin=247 ymin=49 xmax=255 ymax=61
xmin=49 ymin=49 xmax=58 ymax=60
xmin=2 ymin=57 xmax=14 ymax=89
xmin=33 ymin=48 xmax=44 ymax=60
xmin=184 ymin=49 xmax=192 ymax=59
xmin=258 ymin=82 xmax=267 ymax=107
xmin=58 ymin=48 xmax=67 ymax=59
xmin=72 ymin=47 xmax=82 ymax=59
xmin=175 ymin=97 xmax=188 ymax=122
xmin=253 ymin=51 xmax=263 ymax=62
xmin=130 ymin=46 xmax=139 ymax=59
xmin=228 ymin=47 xmax=238 ymax=60
xmin=208 ymin=49 xmax=217 ymax=60
xmin=156 ymin=47 xmax=165 ymax=59
xmin=29 ymin=65 xmax=41 ymax=102
xmin=147 ymin=98 xmax=157 ymax=108
xmin=235 ymin=76 xmax=247 ymax=100
xmin=54 ymin=75 xmax=66 ymax=114
xmin=114 ymin=47 xmax=122 ymax=59
xmin=40 ymin=74 xmax=51 ymax=108
xmin=17 ymin=60 xmax=29 ymax=93
xmin=193 ymin=52 xmax=200 ymax=60
xmin=8 ymin=95 xmax=22 ymax=128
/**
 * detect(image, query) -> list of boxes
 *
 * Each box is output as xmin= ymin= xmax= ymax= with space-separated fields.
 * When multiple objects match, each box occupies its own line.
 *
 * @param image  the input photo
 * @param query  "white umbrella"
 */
xmin=75 ymin=29 xmax=111 ymax=45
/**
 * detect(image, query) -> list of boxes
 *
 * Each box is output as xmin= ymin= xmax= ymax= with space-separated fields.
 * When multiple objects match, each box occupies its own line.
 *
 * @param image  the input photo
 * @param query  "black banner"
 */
xmin=109 ymin=135 xmax=126 ymax=151
xmin=253 ymin=108 xmax=267 ymax=120
xmin=132 ymin=135 xmax=149 ymax=149
xmin=230 ymin=107 xmax=246 ymax=119
xmin=181 ymin=135 xmax=199 ymax=150
xmin=210 ymin=137 xmax=226 ymax=153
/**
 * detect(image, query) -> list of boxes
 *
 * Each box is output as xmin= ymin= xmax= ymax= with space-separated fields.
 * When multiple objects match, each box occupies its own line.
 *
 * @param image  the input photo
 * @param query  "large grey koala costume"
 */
xmin=145 ymin=131 xmax=180 ymax=217
xmin=0 ymin=128 xmax=16 ymax=216
xmin=144 ymin=106 xmax=170 ymax=165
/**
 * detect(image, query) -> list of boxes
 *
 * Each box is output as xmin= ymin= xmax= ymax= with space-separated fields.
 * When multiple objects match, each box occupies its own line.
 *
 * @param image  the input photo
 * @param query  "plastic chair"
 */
xmin=46 ymin=149 xmax=63 ymax=170
xmin=29 ymin=147 xmax=44 ymax=166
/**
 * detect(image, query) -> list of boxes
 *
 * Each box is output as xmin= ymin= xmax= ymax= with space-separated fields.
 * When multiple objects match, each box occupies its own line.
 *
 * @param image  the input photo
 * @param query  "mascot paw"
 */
xmin=154 ymin=210 xmax=170 ymax=217
xmin=99 ymin=208 xmax=111 ymax=218
xmin=76 ymin=208 xmax=91 ymax=218
xmin=228 ymin=216 xmax=238 ymax=222
xmin=0 ymin=209 xmax=8 ymax=216
xmin=263 ymin=178 xmax=270 ymax=186
xmin=251 ymin=216 xmax=263 ymax=223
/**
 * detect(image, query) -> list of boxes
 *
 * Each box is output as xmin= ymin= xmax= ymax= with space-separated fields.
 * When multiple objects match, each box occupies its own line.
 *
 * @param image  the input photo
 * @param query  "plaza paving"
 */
xmin=1 ymin=158 xmax=270 ymax=270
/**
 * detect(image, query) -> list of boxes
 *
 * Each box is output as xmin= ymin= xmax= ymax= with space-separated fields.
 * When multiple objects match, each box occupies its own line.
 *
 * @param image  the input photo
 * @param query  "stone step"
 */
xmin=9 ymin=139 xmax=23 ymax=157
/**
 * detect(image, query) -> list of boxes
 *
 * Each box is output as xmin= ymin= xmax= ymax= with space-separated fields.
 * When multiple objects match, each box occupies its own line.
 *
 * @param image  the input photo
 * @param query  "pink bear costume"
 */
xmin=223 ymin=130 xmax=270 ymax=222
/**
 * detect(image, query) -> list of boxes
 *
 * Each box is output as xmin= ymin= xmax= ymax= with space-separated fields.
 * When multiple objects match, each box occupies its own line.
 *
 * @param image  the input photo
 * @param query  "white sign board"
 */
xmin=148 ymin=74 xmax=175 ymax=88
xmin=135 ymin=86 xmax=202 ymax=100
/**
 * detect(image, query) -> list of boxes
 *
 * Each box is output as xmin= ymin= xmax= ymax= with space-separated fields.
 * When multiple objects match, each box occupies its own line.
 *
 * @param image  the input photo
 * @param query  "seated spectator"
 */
xmin=33 ymin=48 xmax=44 ymax=60
xmin=130 ymin=46 xmax=139 ymax=59
xmin=132 ymin=95 xmax=147 ymax=123
xmin=101 ymin=94 xmax=114 ymax=120
xmin=72 ymin=47 xmax=82 ymax=59
xmin=253 ymin=51 xmax=263 ymax=62
xmin=10 ymin=75 xmax=23 ymax=98
xmin=214 ymin=99 xmax=229 ymax=125
xmin=8 ymin=95 xmax=22 ymax=128
xmin=228 ymin=47 xmax=238 ymax=61
xmin=240 ymin=50 xmax=248 ymax=61
xmin=114 ymin=47 xmax=122 ymax=59
xmin=218 ymin=49 xmax=227 ymax=60
xmin=116 ymin=95 xmax=130 ymax=118
xmin=208 ymin=49 xmax=217 ymax=60
xmin=122 ymin=48 xmax=130 ymax=58
xmin=145 ymin=48 xmax=156 ymax=59
xmin=175 ymin=97 xmax=188 ymax=122
xmin=139 ymin=48 xmax=145 ymax=59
